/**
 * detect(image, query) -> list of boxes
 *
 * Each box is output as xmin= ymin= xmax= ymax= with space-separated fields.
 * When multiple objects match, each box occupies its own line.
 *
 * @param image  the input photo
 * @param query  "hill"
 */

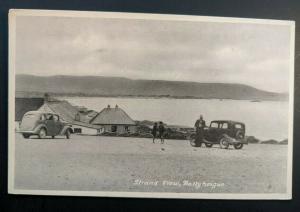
xmin=15 ymin=74 xmax=287 ymax=101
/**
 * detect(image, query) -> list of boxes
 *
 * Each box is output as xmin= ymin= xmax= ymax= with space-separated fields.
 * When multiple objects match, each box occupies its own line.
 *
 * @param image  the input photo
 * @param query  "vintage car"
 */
xmin=18 ymin=111 xmax=72 ymax=139
xmin=189 ymin=120 xmax=247 ymax=149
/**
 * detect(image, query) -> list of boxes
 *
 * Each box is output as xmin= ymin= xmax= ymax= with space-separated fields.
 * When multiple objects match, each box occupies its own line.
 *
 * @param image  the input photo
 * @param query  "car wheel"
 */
xmin=194 ymin=142 xmax=202 ymax=147
xmin=22 ymin=134 xmax=30 ymax=139
xmin=236 ymin=130 xmax=244 ymax=140
xmin=52 ymin=136 xmax=55 ymax=139
xmin=219 ymin=137 xmax=229 ymax=149
xmin=38 ymin=128 xmax=47 ymax=139
xmin=234 ymin=143 xmax=243 ymax=149
xmin=66 ymin=129 xmax=71 ymax=139
xmin=205 ymin=143 xmax=213 ymax=148
xmin=189 ymin=135 xmax=196 ymax=147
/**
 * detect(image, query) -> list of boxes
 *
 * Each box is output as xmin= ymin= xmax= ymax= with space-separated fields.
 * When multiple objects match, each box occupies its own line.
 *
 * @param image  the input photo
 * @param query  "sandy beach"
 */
xmin=14 ymin=133 xmax=288 ymax=194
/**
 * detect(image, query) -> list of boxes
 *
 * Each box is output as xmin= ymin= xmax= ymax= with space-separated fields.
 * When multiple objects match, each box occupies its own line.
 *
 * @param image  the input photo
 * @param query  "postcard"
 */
xmin=8 ymin=9 xmax=294 ymax=199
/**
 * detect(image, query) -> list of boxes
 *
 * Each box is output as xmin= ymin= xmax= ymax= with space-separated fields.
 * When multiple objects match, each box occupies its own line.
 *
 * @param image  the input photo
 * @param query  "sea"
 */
xmin=62 ymin=97 xmax=290 ymax=141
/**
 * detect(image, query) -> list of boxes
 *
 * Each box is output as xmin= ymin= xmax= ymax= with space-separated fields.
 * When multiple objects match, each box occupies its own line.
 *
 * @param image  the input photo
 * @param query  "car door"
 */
xmin=207 ymin=122 xmax=219 ymax=141
xmin=52 ymin=115 xmax=63 ymax=135
xmin=45 ymin=114 xmax=55 ymax=136
xmin=220 ymin=122 xmax=229 ymax=136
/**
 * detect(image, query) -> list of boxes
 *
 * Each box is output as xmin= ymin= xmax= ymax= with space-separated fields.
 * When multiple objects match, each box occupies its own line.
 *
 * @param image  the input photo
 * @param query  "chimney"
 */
xmin=115 ymin=104 xmax=119 ymax=109
xmin=107 ymin=104 xmax=111 ymax=109
xmin=44 ymin=93 xmax=50 ymax=102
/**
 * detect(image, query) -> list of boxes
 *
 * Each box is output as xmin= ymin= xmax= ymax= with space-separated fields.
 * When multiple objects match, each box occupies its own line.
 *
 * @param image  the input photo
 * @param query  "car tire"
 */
xmin=52 ymin=136 xmax=55 ymax=139
xmin=189 ymin=135 xmax=196 ymax=147
xmin=219 ymin=136 xmax=229 ymax=149
xmin=22 ymin=134 xmax=30 ymax=139
xmin=235 ymin=130 xmax=244 ymax=140
xmin=195 ymin=142 xmax=202 ymax=147
xmin=189 ymin=134 xmax=202 ymax=147
xmin=38 ymin=128 xmax=47 ymax=139
xmin=66 ymin=129 xmax=71 ymax=139
xmin=234 ymin=143 xmax=243 ymax=149
xmin=205 ymin=143 xmax=213 ymax=148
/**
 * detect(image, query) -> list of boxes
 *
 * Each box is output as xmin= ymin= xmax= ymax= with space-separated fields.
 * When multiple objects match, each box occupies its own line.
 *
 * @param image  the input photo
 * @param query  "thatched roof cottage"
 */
xmin=89 ymin=105 xmax=137 ymax=134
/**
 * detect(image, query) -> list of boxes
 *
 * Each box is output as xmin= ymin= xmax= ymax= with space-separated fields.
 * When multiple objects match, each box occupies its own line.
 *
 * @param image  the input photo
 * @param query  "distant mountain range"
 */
xmin=15 ymin=74 xmax=288 ymax=101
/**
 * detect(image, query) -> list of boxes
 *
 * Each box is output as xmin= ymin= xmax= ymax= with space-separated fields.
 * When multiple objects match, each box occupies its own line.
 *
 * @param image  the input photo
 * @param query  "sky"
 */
xmin=15 ymin=15 xmax=292 ymax=93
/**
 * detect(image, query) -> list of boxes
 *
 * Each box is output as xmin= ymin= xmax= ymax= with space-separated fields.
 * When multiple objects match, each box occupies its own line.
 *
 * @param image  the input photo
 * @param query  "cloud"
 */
xmin=15 ymin=16 xmax=292 ymax=92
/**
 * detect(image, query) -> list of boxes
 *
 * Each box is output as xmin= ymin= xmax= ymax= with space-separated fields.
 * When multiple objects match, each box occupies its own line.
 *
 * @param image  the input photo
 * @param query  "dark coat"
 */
xmin=195 ymin=119 xmax=206 ymax=129
xmin=152 ymin=125 xmax=158 ymax=135
xmin=158 ymin=125 xmax=165 ymax=135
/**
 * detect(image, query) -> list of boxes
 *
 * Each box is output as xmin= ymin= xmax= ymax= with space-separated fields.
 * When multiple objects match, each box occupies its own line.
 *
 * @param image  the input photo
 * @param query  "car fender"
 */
xmin=60 ymin=126 xmax=72 ymax=135
xmin=217 ymin=133 xmax=228 ymax=141
xmin=33 ymin=124 xmax=48 ymax=134
xmin=222 ymin=134 xmax=247 ymax=144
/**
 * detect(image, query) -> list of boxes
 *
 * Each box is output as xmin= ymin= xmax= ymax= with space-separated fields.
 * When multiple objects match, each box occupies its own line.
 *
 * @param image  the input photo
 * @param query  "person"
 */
xmin=194 ymin=115 xmax=206 ymax=147
xmin=151 ymin=122 xmax=158 ymax=143
xmin=158 ymin=121 xmax=165 ymax=144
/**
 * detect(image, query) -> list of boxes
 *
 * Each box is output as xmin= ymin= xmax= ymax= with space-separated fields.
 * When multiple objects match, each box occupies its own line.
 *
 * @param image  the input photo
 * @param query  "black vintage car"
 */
xmin=189 ymin=120 xmax=247 ymax=149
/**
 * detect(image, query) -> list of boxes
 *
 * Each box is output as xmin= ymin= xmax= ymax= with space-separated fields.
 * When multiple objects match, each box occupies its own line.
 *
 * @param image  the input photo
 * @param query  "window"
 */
xmin=221 ymin=123 xmax=228 ymax=129
xmin=111 ymin=125 xmax=117 ymax=132
xmin=125 ymin=126 xmax=130 ymax=133
xmin=210 ymin=122 xmax=219 ymax=128
xmin=46 ymin=114 xmax=53 ymax=120
xmin=97 ymin=128 xmax=104 ymax=134
xmin=74 ymin=128 xmax=82 ymax=133
xmin=75 ymin=113 xmax=80 ymax=121
xmin=235 ymin=124 xmax=243 ymax=129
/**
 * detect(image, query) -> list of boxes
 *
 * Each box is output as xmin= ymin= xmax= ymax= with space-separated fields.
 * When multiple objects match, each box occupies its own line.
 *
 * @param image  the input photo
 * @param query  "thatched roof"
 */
xmin=50 ymin=100 xmax=80 ymax=122
xmin=42 ymin=100 xmax=96 ymax=123
xmin=90 ymin=105 xmax=136 ymax=125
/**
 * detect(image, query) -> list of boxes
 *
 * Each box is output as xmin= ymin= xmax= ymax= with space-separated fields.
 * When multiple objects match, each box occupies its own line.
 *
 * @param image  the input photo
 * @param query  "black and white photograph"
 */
xmin=8 ymin=9 xmax=294 ymax=199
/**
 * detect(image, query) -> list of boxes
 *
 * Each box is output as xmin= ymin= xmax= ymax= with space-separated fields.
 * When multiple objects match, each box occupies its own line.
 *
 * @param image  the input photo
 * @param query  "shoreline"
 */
xmin=15 ymin=93 xmax=288 ymax=102
xmin=61 ymin=95 xmax=286 ymax=102
xmin=74 ymin=133 xmax=288 ymax=145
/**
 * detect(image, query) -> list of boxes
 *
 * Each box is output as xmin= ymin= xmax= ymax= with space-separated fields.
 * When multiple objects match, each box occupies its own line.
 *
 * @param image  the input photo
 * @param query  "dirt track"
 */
xmin=14 ymin=133 xmax=288 ymax=193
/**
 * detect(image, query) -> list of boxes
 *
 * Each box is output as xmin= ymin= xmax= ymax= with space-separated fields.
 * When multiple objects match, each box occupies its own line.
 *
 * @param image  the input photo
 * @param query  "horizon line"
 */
xmin=16 ymin=73 xmax=287 ymax=94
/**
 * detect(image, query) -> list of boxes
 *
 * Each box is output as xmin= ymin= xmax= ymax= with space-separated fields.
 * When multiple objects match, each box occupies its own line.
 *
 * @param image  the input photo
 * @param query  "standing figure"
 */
xmin=158 ymin=121 xmax=165 ymax=144
xmin=194 ymin=115 xmax=206 ymax=147
xmin=152 ymin=122 xmax=158 ymax=143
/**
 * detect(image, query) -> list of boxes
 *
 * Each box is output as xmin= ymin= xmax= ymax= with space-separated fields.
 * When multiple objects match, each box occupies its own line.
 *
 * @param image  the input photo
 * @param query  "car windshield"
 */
xmin=210 ymin=122 xmax=219 ymax=128
xmin=235 ymin=124 xmax=244 ymax=129
xmin=221 ymin=123 xmax=228 ymax=129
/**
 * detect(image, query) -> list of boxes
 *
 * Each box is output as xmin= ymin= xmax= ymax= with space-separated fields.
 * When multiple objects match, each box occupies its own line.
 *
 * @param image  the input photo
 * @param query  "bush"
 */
xmin=100 ymin=132 xmax=117 ymax=136
xmin=245 ymin=136 xmax=260 ymax=144
xmin=279 ymin=139 xmax=288 ymax=145
xmin=118 ymin=132 xmax=130 ymax=137
xmin=260 ymin=139 xmax=279 ymax=144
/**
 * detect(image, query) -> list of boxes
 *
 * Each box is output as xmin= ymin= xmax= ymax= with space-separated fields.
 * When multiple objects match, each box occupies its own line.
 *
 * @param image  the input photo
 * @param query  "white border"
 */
xmin=8 ymin=9 xmax=295 ymax=200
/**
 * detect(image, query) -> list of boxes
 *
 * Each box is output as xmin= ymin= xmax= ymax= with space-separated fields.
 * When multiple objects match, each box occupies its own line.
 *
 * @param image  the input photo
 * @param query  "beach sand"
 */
xmin=14 ymin=133 xmax=288 ymax=194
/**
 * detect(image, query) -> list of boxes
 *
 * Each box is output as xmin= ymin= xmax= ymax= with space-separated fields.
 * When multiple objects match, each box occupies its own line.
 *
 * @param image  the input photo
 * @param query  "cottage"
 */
xmin=90 ymin=105 xmax=137 ymax=134
xmin=38 ymin=97 xmax=100 ymax=135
